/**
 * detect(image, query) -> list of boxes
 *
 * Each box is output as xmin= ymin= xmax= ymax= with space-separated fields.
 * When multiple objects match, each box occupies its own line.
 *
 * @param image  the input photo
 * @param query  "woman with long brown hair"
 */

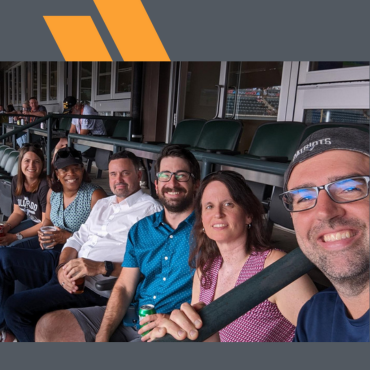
xmin=143 ymin=171 xmax=318 ymax=342
xmin=0 ymin=143 xmax=49 ymax=248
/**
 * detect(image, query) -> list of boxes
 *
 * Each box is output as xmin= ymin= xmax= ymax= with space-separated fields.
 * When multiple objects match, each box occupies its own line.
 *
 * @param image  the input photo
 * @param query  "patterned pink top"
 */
xmin=199 ymin=250 xmax=295 ymax=342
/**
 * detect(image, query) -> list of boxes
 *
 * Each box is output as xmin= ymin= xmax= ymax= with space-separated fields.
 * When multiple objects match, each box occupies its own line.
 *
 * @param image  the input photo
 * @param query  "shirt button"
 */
xmin=163 ymin=277 xmax=166 ymax=281
xmin=169 ymin=235 xmax=173 ymax=239
xmin=153 ymin=296 xmax=156 ymax=299
xmin=164 ymin=256 xmax=168 ymax=260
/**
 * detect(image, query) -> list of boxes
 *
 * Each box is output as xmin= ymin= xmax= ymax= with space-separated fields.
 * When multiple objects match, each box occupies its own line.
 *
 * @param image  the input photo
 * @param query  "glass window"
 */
xmin=114 ymin=111 xmax=130 ymax=117
xmin=226 ymin=62 xmax=283 ymax=119
xmin=184 ymin=62 xmax=221 ymax=119
xmin=13 ymin=68 xmax=17 ymax=104
xmin=97 ymin=62 xmax=111 ymax=95
xmin=99 ymin=111 xmax=111 ymax=116
xmin=49 ymin=62 xmax=58 ymax=100
xmin=40 ymin=62 xmax=47 ymax=101
xmin=309 ymin=62 xmax=369 ymax=72
xmin=25 ymin=63 xmax=29 ymax=101
xmin=115 ymin=62 xmax=132 ymax=93
xmin=32 ymin=62 xmax=38 ymax=98
xmin=8 ymin=72 xmax=12 ymax=104
xmin=304 ymin=108 xmax=370 ymax=125
xmin=80 ymin=62 xmax=92 ymax=101
xmin=72 ymin=63 xmax=78 ymax=99
xmin=17 ymin=66 xmax=21 ymax=103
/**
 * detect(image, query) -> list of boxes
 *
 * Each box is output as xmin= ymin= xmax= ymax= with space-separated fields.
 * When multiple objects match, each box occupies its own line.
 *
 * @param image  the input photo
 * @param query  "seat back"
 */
xmin=268 ymin=186 xmax=294 ymax=230
xmin=58 ymin=117 xmax=72 ymax=131
xmin=299 ymin=123 xmax=369 ymax=143
xmin=3 ymin=151 xmax=19 ymax=173
xmin=170 ymin=119 xmax=206 ymax=146
xmin=104 ymin=119 xmax=118 ymax=137
xmin=0 ymin=145 xmax=9 ymax=161
xmin=112 ymin=118 xmax=132 ymax=140
xmin=249 ymin=122 xmax=306 ymax=160
xmin=95 ymin=148 xmax=111 ymax=172
xmin=0 ymin=148 xmax=14 ymax=169
xmin=195 ymin=119 xmax=243 ymax=151
xmin=10 ymin=158 xmax=19 ymax=176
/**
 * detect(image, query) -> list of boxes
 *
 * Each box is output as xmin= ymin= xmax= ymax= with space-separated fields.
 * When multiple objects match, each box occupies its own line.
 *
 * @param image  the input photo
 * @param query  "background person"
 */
xmin=145 ymin=171 xmax=317 ymax=342
xmin=0 ymin=143 xmax=48 ymax=248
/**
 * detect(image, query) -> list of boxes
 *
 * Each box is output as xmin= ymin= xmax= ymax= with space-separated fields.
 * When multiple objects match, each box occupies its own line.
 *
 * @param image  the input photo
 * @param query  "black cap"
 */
xmin=63 ymin=96 xmax=77 ymax=114
xmin=284 ymin=127 xmax=370 ymax=191
xmin=54 ymin=147 xmax=83 ymax=170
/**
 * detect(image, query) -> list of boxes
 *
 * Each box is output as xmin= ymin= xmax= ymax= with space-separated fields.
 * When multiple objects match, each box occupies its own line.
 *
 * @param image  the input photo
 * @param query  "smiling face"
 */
xmin=29 ymin=98 xmax=39 ymax=112
xmin=108 ymin=158 xmax=141 ymax=201
xmin=289 ymin=150 xmax=369 ymax=284
xmin=56 ymin=164 xmax=84 ymax=192
xmin=21 ymin=151 xmax=43 ymax=182
xmin=201 ymin=180 xmax=251 ymax=246
xmin=155 ymin=156 xmax=198 ymax=213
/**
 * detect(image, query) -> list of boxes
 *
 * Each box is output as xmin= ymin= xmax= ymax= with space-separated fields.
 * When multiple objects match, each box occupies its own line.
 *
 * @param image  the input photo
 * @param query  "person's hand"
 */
xmin=0 ymin=233 xmax=17 ymax=246
xmin=142 ymin=302 xmax=206 ymax=342
xmin=57 ymin=266 xmax=77 ymax=294
xmin=63 ymin=258 xmax=103 ymax=281
xmin=137 ymin=313 xmax=170 ymax=341
xmin=38 ymin=227 xmax=71 ymax=249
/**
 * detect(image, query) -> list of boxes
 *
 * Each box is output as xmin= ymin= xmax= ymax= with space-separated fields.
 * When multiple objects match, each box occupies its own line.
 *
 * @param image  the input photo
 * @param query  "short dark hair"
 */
xmin=109 ymin=150 xmax=141 ymax=172
xmin=29 ymin=97 xmax=37 ymax=101
xmin=155 ymin=144 xmax=200 ymax=181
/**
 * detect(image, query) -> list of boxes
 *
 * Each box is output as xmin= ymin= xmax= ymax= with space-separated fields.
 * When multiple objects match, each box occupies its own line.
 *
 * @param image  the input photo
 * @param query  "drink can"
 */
xmin=9 ymin=116 xmax=13 ymax=123
xmin=21 ymin=118 xmax=24 ymax=126
xmin=0 ymin=223 xmax=5 ymax=237
xmin=40 ymin=122 xmax=45 ymax=129
xmin=17 ymin=119 xmax=21 ymax=125
xmin=139 ymin=304 xmax=156 ymax=336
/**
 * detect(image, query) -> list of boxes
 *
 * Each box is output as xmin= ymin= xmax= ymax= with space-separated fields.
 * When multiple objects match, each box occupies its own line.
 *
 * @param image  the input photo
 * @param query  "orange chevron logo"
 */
xmin=44 ymin=0 xmax=169 ymax=61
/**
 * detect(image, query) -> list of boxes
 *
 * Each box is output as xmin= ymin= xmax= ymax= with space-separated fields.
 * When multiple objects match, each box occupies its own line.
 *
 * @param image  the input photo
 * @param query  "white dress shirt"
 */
xmin=63 ymin=189 xmax=162 ymax=297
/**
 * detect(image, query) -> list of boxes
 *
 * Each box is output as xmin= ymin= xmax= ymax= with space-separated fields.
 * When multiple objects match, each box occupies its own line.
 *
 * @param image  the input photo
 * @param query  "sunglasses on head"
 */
xmin=54 ymin=148 xmax=82 ymax=160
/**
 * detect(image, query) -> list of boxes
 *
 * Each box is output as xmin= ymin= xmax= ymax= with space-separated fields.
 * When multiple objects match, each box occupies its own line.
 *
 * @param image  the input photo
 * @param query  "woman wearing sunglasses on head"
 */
xmin=142 ymin=171 xmax=318 ymax=342
xmin=0 ymin=144 xmax=49 ymax=248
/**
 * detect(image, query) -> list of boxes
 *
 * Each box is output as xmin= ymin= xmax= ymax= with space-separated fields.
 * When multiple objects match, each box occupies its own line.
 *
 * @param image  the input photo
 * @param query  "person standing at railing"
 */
xmin=280 ymin=127 xmax=369 ymax=342
xmin=143 ymin=171 xmax=317 ymax=342
xmin=0 ymin=143 xmax=48 ymax=248
xmin=53 ymin=96 xmax=106 ymax=161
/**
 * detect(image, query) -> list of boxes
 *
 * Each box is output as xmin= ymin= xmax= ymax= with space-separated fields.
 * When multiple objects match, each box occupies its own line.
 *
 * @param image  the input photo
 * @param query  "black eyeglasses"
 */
xmin=279 ymin=176 xmax=370 ymax=212
xmin=156 ymin=171 xmax=195 ymax=182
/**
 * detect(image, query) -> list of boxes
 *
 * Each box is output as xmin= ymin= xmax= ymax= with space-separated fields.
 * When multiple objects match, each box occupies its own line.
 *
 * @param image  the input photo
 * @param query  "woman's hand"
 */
xmin=38 ymin=227 xmax=72 ymax=250
xmin=0 ymin=233 xmax=17 ymax=246
xmin=141 ymin=302 xmax=206 ymax=342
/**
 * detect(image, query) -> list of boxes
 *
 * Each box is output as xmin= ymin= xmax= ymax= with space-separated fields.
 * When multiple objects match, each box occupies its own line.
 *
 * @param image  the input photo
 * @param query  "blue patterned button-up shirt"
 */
xmin=122 ymin=210 xmax=195 ymax=314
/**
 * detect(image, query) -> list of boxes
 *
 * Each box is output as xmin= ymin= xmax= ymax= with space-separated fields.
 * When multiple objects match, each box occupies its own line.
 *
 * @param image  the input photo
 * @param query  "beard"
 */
xmin=158 ymin=185 xmax=194 ymax=213
xmin=298 ymin=217 xmax=369 ymax=294
xmin=113 ymin=182 xmax=131 ymax=199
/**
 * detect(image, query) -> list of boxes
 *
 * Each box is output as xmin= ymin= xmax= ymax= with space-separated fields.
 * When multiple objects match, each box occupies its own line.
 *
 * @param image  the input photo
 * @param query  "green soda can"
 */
xmin=139 ymin=304 xmax=156 ymax=336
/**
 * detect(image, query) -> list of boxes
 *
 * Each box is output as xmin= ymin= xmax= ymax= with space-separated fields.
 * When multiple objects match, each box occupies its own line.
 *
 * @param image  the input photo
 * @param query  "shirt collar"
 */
xmin=109 ymin=189 xmax=144 ymax=207
xmin=153 ymin=209 xmax=195 ymax=228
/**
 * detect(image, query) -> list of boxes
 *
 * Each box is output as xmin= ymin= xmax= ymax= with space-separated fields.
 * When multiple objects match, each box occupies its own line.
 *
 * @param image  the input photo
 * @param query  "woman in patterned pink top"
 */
xmin=145 ymin=171 xmax=317 ymax=342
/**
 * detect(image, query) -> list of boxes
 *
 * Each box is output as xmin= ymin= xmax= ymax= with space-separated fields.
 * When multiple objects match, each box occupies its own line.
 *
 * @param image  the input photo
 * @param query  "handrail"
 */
xmin=155 ymin=248 xmax=314 ymax=342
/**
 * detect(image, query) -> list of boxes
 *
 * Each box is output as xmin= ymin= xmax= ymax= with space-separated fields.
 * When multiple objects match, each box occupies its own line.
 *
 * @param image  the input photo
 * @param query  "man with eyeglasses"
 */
xmin=280 ymin=127 xmax=369 ymax=342
xmin=35 ymin=144 xmax=200 ymax=342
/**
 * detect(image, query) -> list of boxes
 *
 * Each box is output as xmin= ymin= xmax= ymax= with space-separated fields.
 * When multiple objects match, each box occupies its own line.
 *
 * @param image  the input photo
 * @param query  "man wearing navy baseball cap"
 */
xmin=280 ymin=127 xmax=369 ymax=342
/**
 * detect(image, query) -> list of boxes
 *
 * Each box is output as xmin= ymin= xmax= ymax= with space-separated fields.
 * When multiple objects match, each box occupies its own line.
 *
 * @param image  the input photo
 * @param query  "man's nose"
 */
xmin=315 ymin=189 xmax=346 ymax=220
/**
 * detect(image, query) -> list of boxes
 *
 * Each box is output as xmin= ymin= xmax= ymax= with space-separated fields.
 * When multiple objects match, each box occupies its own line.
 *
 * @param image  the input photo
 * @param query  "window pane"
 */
xmin=32 ymin=62 xmax=38 ymax=98
xmin=309 ymin=62 xmax=369 ymax=72
xmin=115 ymin=62 xmax=132 ymax=93
xmin=114 ymin=111 xmax=130 ymax=117
xmin=40 ymin=62 xmax=47 ymax=101
xmin=13 ymin=69 xmax=17 ymax=104
xmin=72 ymin=63 xmax=78 ymax=98
xmin=9 ymin=72 xmax=12 ymax=104
xmin=304 ymin=109 xmax=370 ymax=125
xmin=97 ymin=62 xmax=111 ymax=95
xmin=80 ymin=62 xmax=92 ymax=101
xmin=226 ymin=62 xmax=283 ymax=119
xmin=17 ymin=66 xmax=21 ymax=103
xmin=49 ymin=62 xmax=58 ymax=101
xmin=25 ymin=63 xmax=29 ymax=101
xmin=81 ymin=62 xmax=92 ymax=78
xmin=99 ymin=111 xmax=111 ymax=116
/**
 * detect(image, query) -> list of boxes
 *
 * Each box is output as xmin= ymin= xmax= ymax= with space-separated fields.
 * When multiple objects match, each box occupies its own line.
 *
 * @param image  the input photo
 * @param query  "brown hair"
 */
xmin=189 ymin=171 xmax=271 ymax=289
xmin=15 ymin=144 xmax=46 ymax=196
xmin=48 ymin=163 xmax=91 ymax=192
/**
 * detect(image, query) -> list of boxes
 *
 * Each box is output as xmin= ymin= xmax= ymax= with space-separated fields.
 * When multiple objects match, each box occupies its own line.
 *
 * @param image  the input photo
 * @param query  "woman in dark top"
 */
xmin=0 ymin=143 xmax=49 ymax=248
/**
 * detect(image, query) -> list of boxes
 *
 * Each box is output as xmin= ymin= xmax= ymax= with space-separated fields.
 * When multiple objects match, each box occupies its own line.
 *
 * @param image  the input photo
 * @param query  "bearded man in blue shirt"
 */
xmin=35 ymin=144 xmax=200 ymax=342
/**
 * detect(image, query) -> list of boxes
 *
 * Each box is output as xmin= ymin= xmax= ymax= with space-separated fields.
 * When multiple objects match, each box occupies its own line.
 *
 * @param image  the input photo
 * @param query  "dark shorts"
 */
xmin=69 ymin=306 xmax=141 ymax=342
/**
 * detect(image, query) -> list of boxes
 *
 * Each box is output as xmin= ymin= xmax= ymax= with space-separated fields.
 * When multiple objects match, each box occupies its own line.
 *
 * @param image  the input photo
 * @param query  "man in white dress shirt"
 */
xmin=2 ymin=150 xmax=162 ymax=342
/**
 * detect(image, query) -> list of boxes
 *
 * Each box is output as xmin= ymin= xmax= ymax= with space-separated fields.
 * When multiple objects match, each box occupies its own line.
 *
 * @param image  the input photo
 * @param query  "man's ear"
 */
xmin=155 ymin=179 xmax=159 ymax=195
xmin=193 ymin=179 xmax=200 ymax=195
xmin=137 ymin=170 xmax=143 ymax=182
